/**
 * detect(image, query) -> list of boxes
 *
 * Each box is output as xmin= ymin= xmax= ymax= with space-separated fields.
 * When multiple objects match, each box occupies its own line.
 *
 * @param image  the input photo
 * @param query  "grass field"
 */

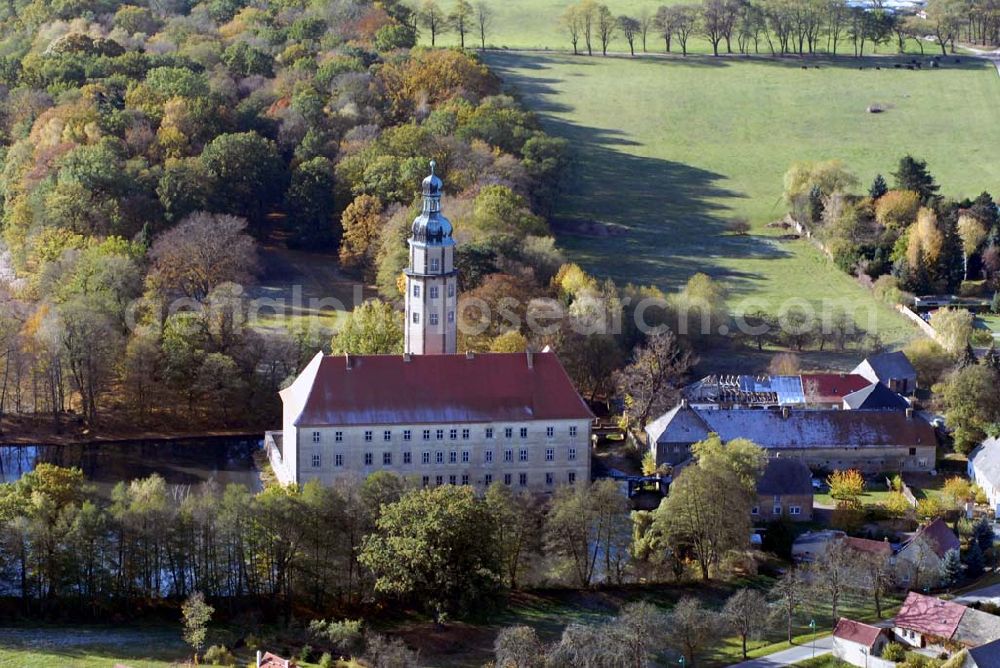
xmin=0 ymin=627 xmax=187 ymax=667
xmin=486 ymin=51 xmax=1000 ymax=346
xmin=388 ymin=581 xmax=898 ymax=667
xmin=0 ymin=626 xmax=356 ymax=668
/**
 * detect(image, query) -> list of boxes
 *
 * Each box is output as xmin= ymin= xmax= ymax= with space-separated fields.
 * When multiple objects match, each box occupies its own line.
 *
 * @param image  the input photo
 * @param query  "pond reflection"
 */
xmin=0 ymin=437 xmax=262 ymax=495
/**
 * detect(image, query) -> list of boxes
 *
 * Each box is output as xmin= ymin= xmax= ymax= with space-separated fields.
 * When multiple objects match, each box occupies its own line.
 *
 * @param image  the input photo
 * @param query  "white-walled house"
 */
xmin=267 ymin=350 xmax=593 ymax=492
xmin=833 ymin=618 xmax=891 ymax=668
xmin=969 ymin=438 xmax=1000 ymax=514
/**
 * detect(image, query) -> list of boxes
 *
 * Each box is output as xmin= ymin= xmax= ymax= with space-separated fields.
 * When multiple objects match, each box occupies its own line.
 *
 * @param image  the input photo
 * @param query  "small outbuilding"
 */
xmin=833 ymin=618 xmax=891 ymax=667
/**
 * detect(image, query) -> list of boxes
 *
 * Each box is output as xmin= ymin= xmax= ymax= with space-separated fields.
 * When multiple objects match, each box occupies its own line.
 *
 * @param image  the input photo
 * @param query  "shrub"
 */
xmin=203 ymin=645 xmax=236 ymax=666
xmin=308 ymin=619 xmax=365 ymax=655
xmin=318 ymin=653 xmax=334 ymax=668
xmin=298 ymin=645 xmax=313 ymax=663
xmin=882 ymin=642 xmax=906 ymax=662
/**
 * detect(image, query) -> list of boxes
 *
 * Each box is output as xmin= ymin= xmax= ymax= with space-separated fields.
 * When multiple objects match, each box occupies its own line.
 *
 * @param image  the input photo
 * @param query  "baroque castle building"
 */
xmin=266 ymin=164 xmax=592 ymax=491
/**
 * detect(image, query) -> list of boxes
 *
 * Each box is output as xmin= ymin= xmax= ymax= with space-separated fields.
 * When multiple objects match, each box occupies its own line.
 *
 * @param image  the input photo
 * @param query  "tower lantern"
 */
xmin=404 ymin=161 xmax=457 ymax=355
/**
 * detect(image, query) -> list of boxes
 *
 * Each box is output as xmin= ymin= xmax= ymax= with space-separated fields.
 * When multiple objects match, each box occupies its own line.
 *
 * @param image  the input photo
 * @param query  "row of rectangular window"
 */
xmin=412 ymin=312 xmax=454 ymax=325
xmin=412 ymin=284 xmax=456 ymax=298
xmin=310 ymin=447 xmax=578 ymax=468
xmin=313 ymin=425 xmax=578 ymax=443
xmin=419 ymin=471 xmax=577 ymax=488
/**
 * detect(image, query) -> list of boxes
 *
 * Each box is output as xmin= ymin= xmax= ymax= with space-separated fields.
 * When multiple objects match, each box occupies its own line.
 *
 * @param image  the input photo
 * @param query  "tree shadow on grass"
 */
xmin=488 ymin=52 xmax=798 ymax=292
xmin=488 ymin=49 xmax=994 ymax=74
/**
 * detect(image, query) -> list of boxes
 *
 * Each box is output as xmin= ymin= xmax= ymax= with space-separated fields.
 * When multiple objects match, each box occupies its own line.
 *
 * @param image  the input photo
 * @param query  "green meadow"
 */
xmin=485 ymin=51 xmax=1000 ymax=346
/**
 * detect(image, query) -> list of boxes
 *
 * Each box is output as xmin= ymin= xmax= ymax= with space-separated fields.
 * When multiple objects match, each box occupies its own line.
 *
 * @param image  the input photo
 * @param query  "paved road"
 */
xmin=728 ymin=636 xmax=833 ymax=668
xmin=954 ymin=582 xmax=1000 ymax=606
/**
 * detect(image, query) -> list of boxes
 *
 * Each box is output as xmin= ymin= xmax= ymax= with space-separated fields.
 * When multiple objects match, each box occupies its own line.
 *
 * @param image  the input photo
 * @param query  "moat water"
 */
xmin=0 ymin=436 xmax=263 ymax=494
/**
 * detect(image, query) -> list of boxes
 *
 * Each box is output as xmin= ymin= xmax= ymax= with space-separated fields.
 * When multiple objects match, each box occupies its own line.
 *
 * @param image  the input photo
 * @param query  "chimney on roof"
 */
xmin=403 ymin=353 xmax=412 ymax=362
xmin=256 ymin=651 xmax=262 ymax=668
xmin=526 ymin=350 xmax=534 ymax=369
xmin=680 ymin=398 xmax=689 ymax=409
xmin=781 ymin=406 xmax=790 ymax=419
xmin=345 ymin=352 xmax=352 ymax=370
xmin=466 ymin=351 xmax=475 ymax=360
xmin=906 ymin=407 xmax=914 ymax=419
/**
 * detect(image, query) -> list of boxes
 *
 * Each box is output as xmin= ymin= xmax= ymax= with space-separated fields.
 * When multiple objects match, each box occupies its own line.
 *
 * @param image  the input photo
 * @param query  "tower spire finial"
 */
xmin=429 ymin=160 xmax=436 ymax=176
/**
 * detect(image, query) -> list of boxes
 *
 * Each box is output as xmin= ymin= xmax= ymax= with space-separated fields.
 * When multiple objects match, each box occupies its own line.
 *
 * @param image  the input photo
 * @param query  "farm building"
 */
xmin=852 ymin=351 xmax=918 ymax=395
xmin=842 ymin=382 xmax=910 ymax=411
xmin=645 ymin=402 xmax=937 ymax=472
xmin=753 ymin=457 xmax=813 ymax=522
xmin=968 ymin=437 xmax=1000 ymax=514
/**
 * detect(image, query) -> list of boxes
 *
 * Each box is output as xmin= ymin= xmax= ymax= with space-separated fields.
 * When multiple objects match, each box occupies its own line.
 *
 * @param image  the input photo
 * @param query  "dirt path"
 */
xmin=964 ymin=45 xmax=1000 ymax=76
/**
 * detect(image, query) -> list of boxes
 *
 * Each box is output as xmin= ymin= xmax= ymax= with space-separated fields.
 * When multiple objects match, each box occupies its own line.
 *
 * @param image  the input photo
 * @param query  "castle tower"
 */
xmin=404 ymin=161 xmax=457 ymax=355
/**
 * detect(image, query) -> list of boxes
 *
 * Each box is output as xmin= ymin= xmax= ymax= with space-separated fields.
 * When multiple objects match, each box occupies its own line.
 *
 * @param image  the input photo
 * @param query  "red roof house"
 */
xmin=843 ymin=536 xmax=893 ymax=558
xmin=834 ymin=618 xmax=888 ymax=648
xmin=257 ymin=651 xmax=297 ymax=668
xmin=833 ymin=618 xmax=891 ymax=665
xmin=268 ymin=350 xmax=595 ymax=488
xmin=286 ymin=351 xmax=594 ymax=427
xmin=893 ymin=592 xmax=966 ymax=646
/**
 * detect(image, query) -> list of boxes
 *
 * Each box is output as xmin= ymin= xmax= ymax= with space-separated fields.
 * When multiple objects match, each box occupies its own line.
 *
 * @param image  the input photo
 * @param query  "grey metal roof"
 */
xmin=970 ymin=438 xmax=1000 ymax=486
xmin=842 ymin=382 xmax=910 ymax=410
xmin=684 ymin=374 xmax=805 ymax=406
xmin=757 ymin=458 xmax=813 ymax=495
xmin=698 ymin=408 xmax=934 ymax=449
xmin=957 ymin=608 xmax=1000 ymax=648
xmin=969 ymin=638 xmax=1000 ymax=668
xmin=645 ymin=403 xmax=710 ymax=444
xmin=648 ymin=405 xmax=936 ymax=449
xmin=854 ymin=351 xmax=917 ymax=382
xmin=410 ymin=161 xmax=454 ymax=247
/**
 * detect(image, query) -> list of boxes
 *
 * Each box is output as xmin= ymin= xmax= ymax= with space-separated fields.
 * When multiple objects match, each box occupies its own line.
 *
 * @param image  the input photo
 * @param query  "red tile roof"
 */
xmin=291 ymin=351 xmax=594 ymax=427
xmin=801 ymin=374 xmax=872 ymax=403
xmin=259 ymin=652 xmax=296 ymax=668
xmin=895 ymin=592 xmax=965 ymax=640
xmin=844 ymin=536 xmax=893 ymax=557
xmin=910 ymin=518 xmax=961 ymax=558
xmin=834 ymin=618 xmax=886 ymax=648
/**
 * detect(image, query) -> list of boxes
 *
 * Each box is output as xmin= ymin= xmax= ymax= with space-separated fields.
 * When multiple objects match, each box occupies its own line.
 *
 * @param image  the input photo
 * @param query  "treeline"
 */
xmin=0 ymin=437 xmax=764 ymax=616
xmin=560 ymin=0 xmax=1000 ymax=58
xmin=0 ymin=0 xmax=573 ymax=431
xmin=6 ymin=452 xmax=992 ymax=662
xmin=784 ymin=155 xmax=999 ymax=306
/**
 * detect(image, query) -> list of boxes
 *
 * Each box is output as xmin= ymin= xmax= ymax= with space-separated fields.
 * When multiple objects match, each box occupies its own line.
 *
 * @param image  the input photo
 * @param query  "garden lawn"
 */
xmin=486 ymin=51 xmax=1000 ymax=347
